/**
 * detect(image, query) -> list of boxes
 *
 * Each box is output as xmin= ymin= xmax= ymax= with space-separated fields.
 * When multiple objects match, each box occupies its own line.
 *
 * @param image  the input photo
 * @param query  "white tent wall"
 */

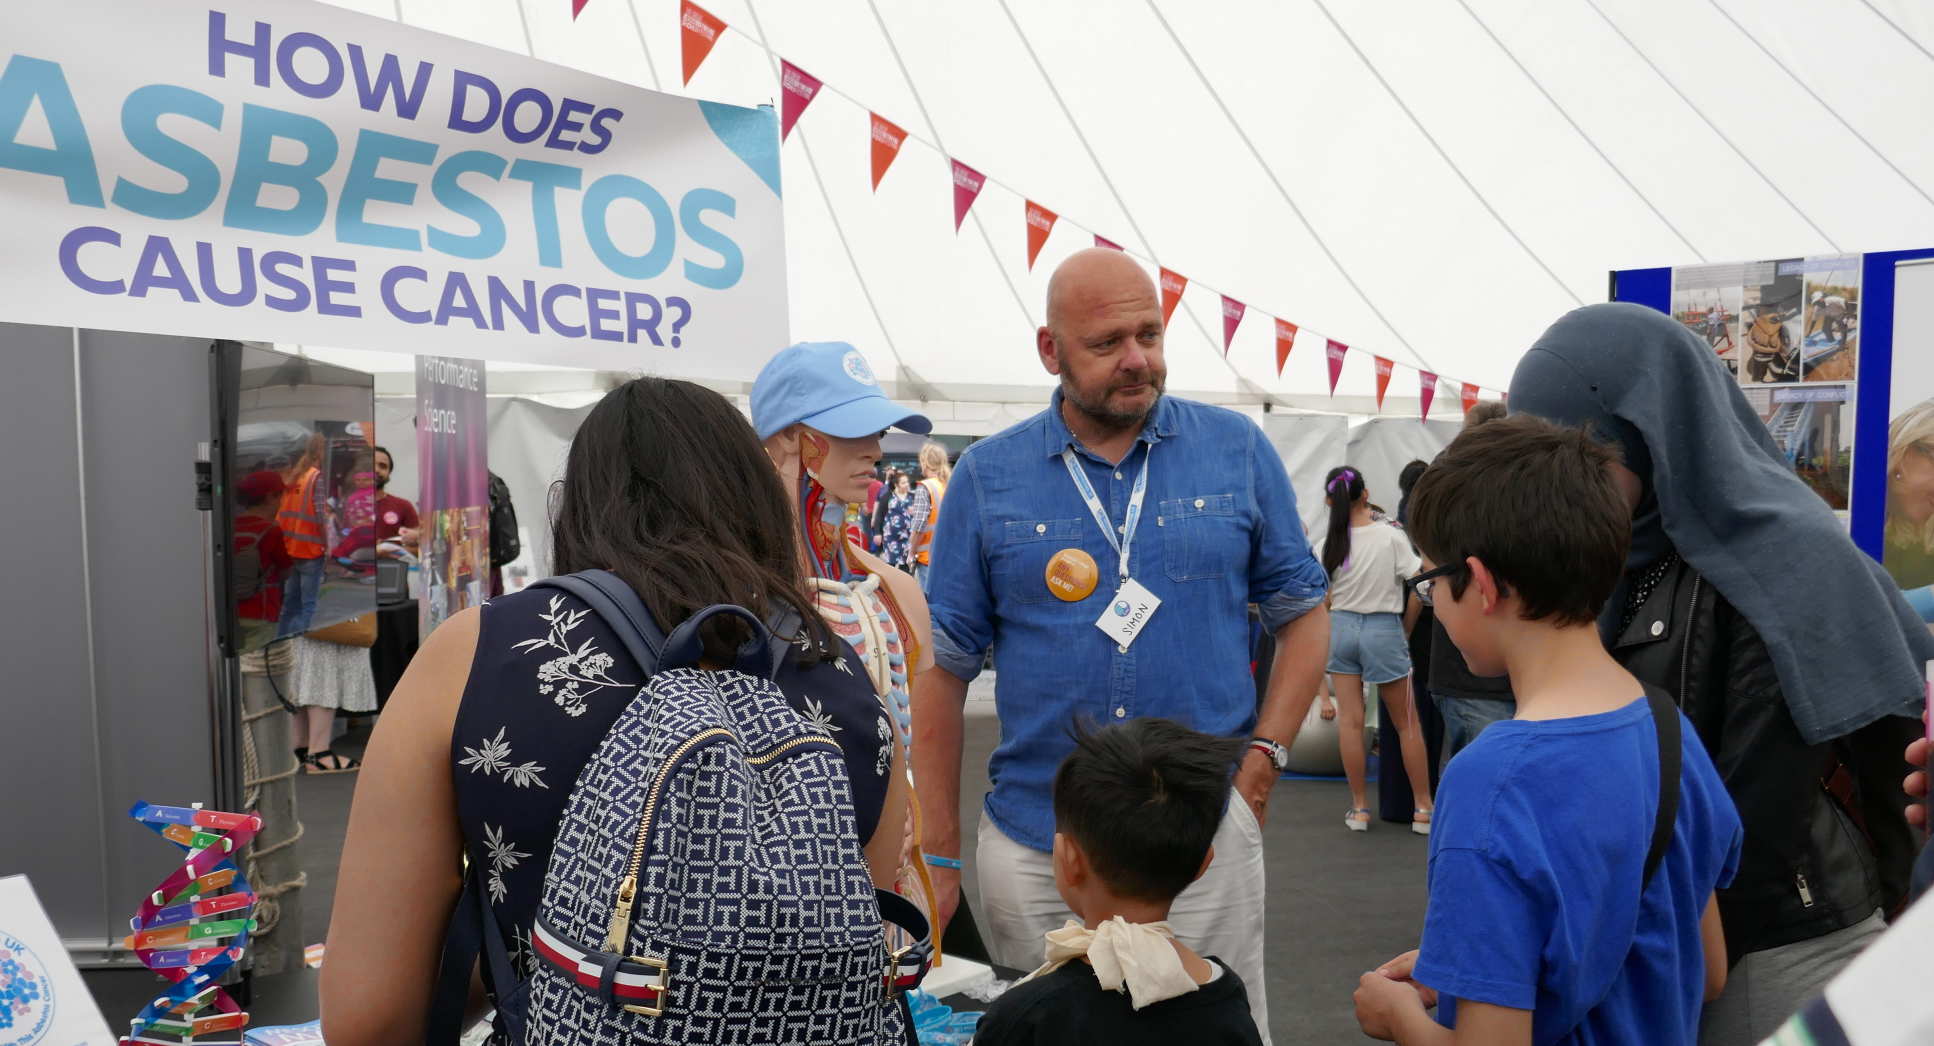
xmin=302 ymin=0 xmax=1934 ymax=408
xmin=1266 ymin=413 xmax=1462 ymax=535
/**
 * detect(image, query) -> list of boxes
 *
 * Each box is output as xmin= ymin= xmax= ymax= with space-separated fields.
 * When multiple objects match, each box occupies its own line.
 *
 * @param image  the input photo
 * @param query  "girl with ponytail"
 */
xmin=1317 ymin=466 xmax=1435 ymax=835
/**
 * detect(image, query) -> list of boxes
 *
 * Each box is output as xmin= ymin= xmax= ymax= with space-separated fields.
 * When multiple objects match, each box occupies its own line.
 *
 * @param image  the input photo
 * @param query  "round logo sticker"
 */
xmin=1044 ymin=548 xmax=1099 ymax=602
xmin=383 ymin=511 xmax=400 ymax=526
xmin=0 ymin=931 xmax=54 ymax=1046
xmin=1113 ymin=601 xmax=1131 ymax=617
xmin=841 ymin=350 xmax=877 ymax=387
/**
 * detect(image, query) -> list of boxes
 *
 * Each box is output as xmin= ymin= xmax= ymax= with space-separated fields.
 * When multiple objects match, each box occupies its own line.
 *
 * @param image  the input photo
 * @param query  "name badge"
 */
xmin=1094 ymin=577 xmax=1161 ymax=651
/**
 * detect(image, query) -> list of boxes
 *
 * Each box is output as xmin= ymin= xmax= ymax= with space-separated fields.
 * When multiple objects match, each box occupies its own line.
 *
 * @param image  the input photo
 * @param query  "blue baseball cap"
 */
xmin=751 ymin=341 xmax=932 ymax=441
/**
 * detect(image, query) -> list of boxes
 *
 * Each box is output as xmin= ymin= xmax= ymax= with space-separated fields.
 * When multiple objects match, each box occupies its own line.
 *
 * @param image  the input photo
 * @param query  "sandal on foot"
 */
xmin=305 ymin=749 xmax=360 ymax=775
xmin=1412 ymin=808 xmax=1433 ymax=836
xmin=1345 ymin=807 xmax=1372 ymax=832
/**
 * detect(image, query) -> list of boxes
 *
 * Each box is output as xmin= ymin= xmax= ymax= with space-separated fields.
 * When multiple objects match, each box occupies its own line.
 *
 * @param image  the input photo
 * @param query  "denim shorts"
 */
xmin=1327 ymin=610 xmax=1412 ymax=684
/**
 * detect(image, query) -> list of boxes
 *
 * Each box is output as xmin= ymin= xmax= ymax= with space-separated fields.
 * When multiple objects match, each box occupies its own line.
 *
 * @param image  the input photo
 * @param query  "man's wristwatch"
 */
xmin=1249 ymin=737 xmax=1290 ymax=772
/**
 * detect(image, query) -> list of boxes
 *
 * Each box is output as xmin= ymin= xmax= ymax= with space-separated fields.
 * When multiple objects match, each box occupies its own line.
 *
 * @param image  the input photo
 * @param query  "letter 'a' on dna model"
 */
xmin=120 ymin=801 xmax=263 ymax=1046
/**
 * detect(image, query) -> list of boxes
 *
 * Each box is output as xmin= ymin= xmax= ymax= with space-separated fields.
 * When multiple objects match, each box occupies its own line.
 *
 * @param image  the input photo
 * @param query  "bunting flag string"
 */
xmin=1026 ymin=201 xmax=1058 ymax=269
xmin=670 ymin=2 xmax=1510 ymax=407
xmin=1274 ymin=319 xmax=1298 ymax=377
xmin=1220 ymin=296 xmax=1245 ymax=356
xmin=870 ymin=113 xmax=907 ymax=190
xmin=951 ymin=160 xmax=986 ymax=232
xmin=1159 ymin=268 xmax=1187 ymax=327
xmin=779 ymin=60 xmax=821 ymax=142
xmin=679 ymin=0 xmax=725 ymax=85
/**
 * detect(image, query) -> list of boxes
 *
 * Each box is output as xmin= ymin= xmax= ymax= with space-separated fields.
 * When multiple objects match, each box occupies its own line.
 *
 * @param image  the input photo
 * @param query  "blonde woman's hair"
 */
xmin=1887 ymin=399 xmax=1934 ymax=553
xmin=919 ymin=441 xmax=952 ymax=483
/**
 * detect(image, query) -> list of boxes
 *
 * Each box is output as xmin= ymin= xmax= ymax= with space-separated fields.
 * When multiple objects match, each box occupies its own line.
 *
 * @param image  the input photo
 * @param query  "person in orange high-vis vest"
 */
xmin=276 ymin=435 xmax=329 ymax=638
xmin=910 ymin=441 xmax=951 ymax=591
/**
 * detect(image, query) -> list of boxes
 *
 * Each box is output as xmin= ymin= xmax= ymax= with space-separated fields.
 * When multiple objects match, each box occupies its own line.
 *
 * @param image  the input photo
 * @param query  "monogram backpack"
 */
xmin=433 ymin=570 xmax=930 ymax=1045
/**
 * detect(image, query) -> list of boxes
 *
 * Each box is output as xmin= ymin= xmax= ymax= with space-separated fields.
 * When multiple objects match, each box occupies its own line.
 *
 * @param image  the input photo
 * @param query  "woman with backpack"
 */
xmin=323 ymin=377 xmax=919 ymax=1045
xmin=1318 ymin=465 xmax=1435 ymax=835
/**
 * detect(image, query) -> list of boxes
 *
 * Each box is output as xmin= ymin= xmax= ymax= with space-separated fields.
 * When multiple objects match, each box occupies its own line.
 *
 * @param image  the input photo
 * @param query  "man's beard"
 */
xmin=1061 ymin=371 xmax=1163 ymax=433
xmin=375 ymin=476 xmax=388 ymax=492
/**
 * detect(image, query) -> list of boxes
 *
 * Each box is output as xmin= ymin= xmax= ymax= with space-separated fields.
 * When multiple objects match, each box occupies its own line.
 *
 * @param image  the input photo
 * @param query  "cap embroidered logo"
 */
xmin=842 ymin=350 xmax=877 ymax=386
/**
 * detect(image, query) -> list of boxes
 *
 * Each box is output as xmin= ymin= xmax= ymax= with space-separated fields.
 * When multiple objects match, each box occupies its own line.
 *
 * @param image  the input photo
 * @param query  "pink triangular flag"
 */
xmin=951 ymin=159 xmax=985 ymax=232
xmin=572 ymin=0 xmax=590 ymax=18
xmin=1095 ymin=234 xmax=1122 ymax=251
xmin=1325 ymin=339 xmax=1348 ymax=394
xmin=1220 ymin=297 xmax=1245 ymax=355
xmin=1420 ymin=371 xmax=1438 ymax=422
xmin=778 ymin=61 xmax=821 ymax=142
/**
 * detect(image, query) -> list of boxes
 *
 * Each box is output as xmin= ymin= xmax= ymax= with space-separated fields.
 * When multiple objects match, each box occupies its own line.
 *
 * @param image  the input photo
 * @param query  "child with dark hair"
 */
xmin=1353 ymin=414 xmax=1741 ymax=1046
xmin=973 ymin=718 xmax=1263 ymax=1046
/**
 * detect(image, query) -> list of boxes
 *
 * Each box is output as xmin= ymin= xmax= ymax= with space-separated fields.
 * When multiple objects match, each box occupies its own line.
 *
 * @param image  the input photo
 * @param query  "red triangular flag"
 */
xmin=1025 ymin=201 xmax=1058 ymax=269
xmin=1095 ymin=234 xmax=1122 ymax=251
xmin=680 ymin=1 xmax=726 ymax=84
xmin=778 ymin=61 xmax=821 ymax=142
xmin=870 ymin=113 xmax=906 ymax=190
xmin=1159 ymin=268 xmax=1187 ymax=326
xmin=951 ymin=160 xmax=986 ymax=232
xmin=1419 ymin=372 xmax=1438 ymax=422
xmin=572 ymin=0 xmax=590 ymax=19
xmin=1273 ymin=319 xmax=1298 ymax=376
xmin=1461 ymin=382 xmax=1481 ymax=415
xmin=1220 ymin=297 xmax=1245 ymax=355
xmin=1325 ymin=339 xmax=1348 ymax=394
xmin=1374 ymin=356 xmax=1394 ymax=410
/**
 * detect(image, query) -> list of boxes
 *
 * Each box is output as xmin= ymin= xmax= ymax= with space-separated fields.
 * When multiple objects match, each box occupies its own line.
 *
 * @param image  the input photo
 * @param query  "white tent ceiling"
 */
xmin=302 ymin=0 xmax=1934 ymax=410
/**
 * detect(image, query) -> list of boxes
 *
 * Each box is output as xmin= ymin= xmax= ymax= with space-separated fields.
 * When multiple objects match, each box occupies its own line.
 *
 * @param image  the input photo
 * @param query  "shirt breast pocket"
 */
xmin=997 ymin=518 xmax=1088 ymax=605
xmin=1160 ymin=494 xmax=1240 ymax=582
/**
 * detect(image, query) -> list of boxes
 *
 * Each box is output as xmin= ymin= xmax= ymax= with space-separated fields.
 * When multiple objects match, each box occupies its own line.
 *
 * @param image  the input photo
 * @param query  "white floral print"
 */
xmin=483 ymin=823 xmax=529 ymax=906
xmin=512 ymin=594 xmax=635 ymax=717
xmin=459 ymin=727 xmax=549 ymax=789
xmin=802 ymin=696 xmax=841 ymax=736
xmin=874 ymin=716 xmax=892 ymax=777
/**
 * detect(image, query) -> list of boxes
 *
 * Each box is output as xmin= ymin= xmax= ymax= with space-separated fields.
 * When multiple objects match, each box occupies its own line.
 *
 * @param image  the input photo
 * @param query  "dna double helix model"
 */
xmin=120 ymin=801 xmax=262 ymax=1046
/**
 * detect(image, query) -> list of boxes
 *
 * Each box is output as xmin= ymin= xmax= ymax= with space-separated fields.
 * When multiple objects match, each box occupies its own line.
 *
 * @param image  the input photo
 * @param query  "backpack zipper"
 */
xmin=602 ymin=729 xmax=840 ymax=954
xmin=1796 ymin=872 xmax=1815 ymax=908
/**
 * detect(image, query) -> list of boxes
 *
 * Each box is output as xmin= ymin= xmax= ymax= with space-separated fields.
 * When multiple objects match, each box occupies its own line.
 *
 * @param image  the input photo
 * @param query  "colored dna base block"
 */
xmin=120 ymin=802 xmax=263 ymax=1046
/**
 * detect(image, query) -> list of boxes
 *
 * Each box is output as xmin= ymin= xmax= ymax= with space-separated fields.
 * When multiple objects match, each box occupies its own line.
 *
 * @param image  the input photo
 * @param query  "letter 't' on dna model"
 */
xmin=120 ymin=801 xmax=262 ymax=1046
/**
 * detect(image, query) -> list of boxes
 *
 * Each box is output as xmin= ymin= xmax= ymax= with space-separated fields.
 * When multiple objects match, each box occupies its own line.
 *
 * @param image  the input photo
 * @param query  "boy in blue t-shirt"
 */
xmin=1352 ymin=415 xmax=1743 ymax=1046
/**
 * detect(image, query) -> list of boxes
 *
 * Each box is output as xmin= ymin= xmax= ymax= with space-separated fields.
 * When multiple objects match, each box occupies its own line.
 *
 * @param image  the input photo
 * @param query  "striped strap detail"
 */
xmin=532 ymin=920 xmax=666 ymax=1006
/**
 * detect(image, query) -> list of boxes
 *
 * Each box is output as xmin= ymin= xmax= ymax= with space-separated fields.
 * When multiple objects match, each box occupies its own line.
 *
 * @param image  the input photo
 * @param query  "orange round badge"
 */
xmin=1045 ymin=548 xmax=1100 ymax=602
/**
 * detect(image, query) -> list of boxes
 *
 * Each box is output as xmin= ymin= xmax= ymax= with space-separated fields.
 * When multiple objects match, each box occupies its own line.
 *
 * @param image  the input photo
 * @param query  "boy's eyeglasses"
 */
xmin=1405 ymin=563 xmax=1465 ymax=607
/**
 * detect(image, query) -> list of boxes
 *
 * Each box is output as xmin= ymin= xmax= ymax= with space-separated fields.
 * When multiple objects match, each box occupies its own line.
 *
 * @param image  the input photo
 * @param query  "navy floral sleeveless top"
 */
xmin=451 ymin=584 xmax=893 ymax=980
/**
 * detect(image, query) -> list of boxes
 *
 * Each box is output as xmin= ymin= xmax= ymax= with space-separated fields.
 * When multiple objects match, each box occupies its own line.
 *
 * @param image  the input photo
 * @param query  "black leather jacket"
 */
xmin=1611 ymin=557 xmax=1920 ymax=958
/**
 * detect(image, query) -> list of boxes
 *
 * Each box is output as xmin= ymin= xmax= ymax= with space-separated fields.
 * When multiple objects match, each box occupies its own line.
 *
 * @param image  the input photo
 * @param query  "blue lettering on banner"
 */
xmin=2 ymin=9 xmax=759 ymax=342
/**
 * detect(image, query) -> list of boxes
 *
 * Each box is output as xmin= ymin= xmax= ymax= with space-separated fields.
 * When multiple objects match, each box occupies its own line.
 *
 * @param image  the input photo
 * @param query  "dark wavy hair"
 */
xmin=1321 ymin=465 xmax=1366 ymax=576
xmin=550 ymin=377 xmax=830 ymax=663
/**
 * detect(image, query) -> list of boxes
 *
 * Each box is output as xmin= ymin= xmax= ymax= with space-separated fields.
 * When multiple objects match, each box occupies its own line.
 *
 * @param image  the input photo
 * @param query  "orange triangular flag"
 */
xmin=870 ymin=114 xmax=906 ymax=190
xmin=1026 ymin=201 xmax=1058 ymax=270
xmin=680 ymin=1 xmax=726 ymax=85
xmin=1373 ymin=356 xmax=1393 ymax=410
xmin=1461 ymin=382 xmax=1481 ymax=415
xmin=1159 ymin=268 xmax=1187 ymax=327
xmin=1274 ymin=319 xmax=1298 ymax=376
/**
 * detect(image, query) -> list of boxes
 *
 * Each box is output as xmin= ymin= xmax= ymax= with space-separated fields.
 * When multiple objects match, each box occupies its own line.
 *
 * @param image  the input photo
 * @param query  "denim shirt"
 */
xmin=928 ymin=391 xmax=1328 ymax=851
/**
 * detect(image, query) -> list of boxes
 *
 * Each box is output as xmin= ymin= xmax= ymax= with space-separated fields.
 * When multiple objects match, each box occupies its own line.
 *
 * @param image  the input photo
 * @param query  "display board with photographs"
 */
xmin=1669 ymin=256 xmax=1861 ymax=509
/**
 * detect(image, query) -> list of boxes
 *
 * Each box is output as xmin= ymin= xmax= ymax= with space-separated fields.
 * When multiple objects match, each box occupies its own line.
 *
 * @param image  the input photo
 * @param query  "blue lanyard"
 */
xmin=1061 ymin=445 xmax=1151 ymax=582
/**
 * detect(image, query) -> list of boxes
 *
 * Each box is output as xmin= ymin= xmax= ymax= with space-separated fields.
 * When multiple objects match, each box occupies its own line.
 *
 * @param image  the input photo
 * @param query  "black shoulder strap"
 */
xmin=533 ymin=570 xmax=669 ymax=677
xmin=428 ymin=860 xmax=526 ymax=1045
xmin=1640 ymin=684 xmax=1682 ymax=889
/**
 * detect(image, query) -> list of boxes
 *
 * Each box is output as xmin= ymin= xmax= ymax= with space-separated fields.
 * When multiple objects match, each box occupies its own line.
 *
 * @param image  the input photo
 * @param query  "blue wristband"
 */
xmin=923 ymin=854 xmax=962 ymax=870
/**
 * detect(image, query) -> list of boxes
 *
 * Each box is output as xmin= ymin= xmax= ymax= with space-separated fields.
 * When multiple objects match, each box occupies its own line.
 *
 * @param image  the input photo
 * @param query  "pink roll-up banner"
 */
xmin=417 ymin=356 xmax=489 ymax=635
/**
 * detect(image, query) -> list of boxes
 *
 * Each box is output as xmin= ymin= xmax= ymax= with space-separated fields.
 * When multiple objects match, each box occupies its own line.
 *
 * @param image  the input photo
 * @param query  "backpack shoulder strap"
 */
xmin=532 ymin=570 xmax=669 ymax=677
xmin=1640 ymin=684 xmax=1683 ymax=890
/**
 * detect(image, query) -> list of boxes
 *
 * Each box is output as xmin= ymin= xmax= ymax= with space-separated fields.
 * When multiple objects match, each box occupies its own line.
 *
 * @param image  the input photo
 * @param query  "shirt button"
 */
xmin=1115 ymin=471 xmax=1124 ymax=481
xmin=1195 ymin=498 xmax=1206 ymax=509
xmin=1650 ymin=620 xmax=1665 ymax=637
xmin=1116 ymin=524 xmax=1125 ymax=534
xmin=1035 ymin=523 xmax=1046 ymax=535
xmin=1114 ymin=707 xmax=1126 ymax=718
